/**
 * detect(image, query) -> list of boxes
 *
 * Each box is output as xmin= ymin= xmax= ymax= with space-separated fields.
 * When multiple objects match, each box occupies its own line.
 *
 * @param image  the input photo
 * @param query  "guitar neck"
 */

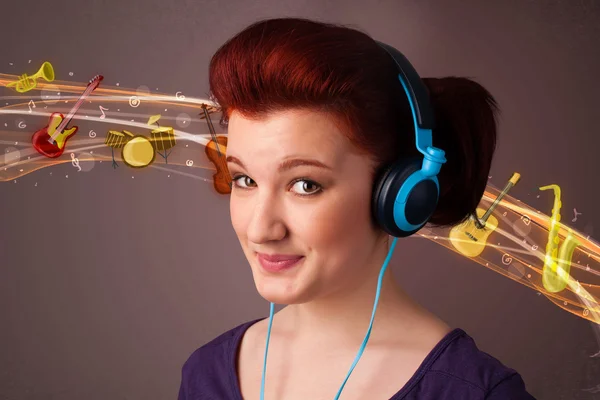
xmin=480 ymin=173 xmax=521 ymax=223
xmin=52 ymin=84 xmax=96 ymax=140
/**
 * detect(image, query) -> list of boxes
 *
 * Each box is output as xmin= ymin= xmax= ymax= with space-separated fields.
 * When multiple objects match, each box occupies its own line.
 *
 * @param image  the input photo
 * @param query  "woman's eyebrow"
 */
xmin=226 ymin=156 xmax=332 ymax=171
xmin=277 ymin=158 xmax=332 ymax=171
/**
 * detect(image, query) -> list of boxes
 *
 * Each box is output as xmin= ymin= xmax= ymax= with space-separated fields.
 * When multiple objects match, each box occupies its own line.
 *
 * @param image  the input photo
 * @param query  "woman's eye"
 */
xmin=231 ymin=175 xmax=322 ymax=196
xmin=291 ymin=180 xmax=322 ymax=195
xmin=232 ymin=175 xmax=256 ymax=188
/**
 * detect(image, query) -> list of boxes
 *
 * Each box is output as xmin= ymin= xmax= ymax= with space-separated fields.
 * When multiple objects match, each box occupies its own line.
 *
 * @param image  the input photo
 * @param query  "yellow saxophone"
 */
xmin=539 ymin=184 xmax=580 ymax=293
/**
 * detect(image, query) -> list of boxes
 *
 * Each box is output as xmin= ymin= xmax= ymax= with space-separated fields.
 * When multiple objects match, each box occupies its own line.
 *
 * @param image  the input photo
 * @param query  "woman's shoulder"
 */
xmin=178 ymin=318 xmax=263 ymax=400
xmin=181 ymin=318 xmax=263 ymax=369
xmin=400 ymin=327 xmax=536 ymax=399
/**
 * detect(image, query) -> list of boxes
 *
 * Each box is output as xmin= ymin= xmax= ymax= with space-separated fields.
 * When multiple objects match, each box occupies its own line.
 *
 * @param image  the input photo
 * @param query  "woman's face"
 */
xmin=226 ymin=109 xmax=385 ymax=305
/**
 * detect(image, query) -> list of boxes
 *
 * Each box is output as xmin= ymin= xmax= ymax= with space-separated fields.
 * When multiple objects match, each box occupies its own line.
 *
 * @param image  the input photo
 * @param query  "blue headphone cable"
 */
xmin=260 ymin=301 xmax=275 ymax=400
xmin=260 ymin=237 xmax=399 ymax=400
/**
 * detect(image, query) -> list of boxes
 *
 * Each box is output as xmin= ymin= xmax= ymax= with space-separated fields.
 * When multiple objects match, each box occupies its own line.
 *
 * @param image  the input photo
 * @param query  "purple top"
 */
xmin=178 ymin=318 xmax=536 ymax=399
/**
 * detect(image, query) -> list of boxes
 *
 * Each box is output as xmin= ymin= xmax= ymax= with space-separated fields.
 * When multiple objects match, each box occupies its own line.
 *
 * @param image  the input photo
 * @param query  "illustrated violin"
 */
xmin=205 ymin=135 xmax=232 ymax=194
xmin=201 ymin=104 xmax=232 ymax=194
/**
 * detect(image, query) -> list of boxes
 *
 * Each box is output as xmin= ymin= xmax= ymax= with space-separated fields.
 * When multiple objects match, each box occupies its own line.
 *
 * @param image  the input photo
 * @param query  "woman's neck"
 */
xmin=275 ymin=259 xmax=429 ymax=349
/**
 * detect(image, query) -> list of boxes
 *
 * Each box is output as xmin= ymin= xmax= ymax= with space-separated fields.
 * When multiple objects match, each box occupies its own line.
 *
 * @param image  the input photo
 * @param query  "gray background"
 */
xmin=1 ymin=0 xmax=600 ymax=399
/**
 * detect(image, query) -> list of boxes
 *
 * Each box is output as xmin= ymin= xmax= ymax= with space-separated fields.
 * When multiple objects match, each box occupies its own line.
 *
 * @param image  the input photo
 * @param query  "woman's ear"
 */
xmin=380 ymin=232 xmax=391 ymax=249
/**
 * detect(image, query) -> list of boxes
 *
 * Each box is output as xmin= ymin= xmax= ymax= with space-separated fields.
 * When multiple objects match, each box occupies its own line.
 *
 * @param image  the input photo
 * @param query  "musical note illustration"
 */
xmin=99 ymin=106 xmax=109 ymax=119
xmin=70 ymin=153 xmax=81 ymax=171
xmin=572 ymin=208 xmax=582 ymax=222
xmin=28 ymin=100 xmax=36 ymax=113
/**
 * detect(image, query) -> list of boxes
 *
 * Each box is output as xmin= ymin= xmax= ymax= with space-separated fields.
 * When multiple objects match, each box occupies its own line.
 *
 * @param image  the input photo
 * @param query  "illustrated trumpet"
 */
xmin=5 ymin=61 xmax=55 ymax=93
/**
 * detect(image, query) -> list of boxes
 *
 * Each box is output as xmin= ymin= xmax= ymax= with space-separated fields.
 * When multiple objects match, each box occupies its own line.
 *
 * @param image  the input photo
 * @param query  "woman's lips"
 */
xmin=256 ymin=253 xmax=304 ymax=272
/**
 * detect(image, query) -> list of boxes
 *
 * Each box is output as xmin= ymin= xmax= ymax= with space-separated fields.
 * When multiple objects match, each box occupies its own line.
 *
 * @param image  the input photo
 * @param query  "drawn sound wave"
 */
xmin=1 ymin=75 xmax=599 ymax=325
xmin=420 ymin=185 xmax=600 ymax=325
xmin=0 ymin=74 xmax=221 ymax=182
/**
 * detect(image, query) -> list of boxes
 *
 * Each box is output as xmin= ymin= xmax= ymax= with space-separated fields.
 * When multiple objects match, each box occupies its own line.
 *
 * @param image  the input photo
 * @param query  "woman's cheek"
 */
xmin=292 ymin=200 xmax=362 ymax=248
xmin=230 ymin=196 xmax=248 ymax=235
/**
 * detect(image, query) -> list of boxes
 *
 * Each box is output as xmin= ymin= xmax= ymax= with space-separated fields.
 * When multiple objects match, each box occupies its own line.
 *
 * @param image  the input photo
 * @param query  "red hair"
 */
xmin=209 ymin=17 xmax=498 ymax=227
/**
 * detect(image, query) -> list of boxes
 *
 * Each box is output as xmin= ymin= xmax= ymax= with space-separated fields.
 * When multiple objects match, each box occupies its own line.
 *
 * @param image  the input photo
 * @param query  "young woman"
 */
xmin=178 ymin=17 xmax=536 ymax=400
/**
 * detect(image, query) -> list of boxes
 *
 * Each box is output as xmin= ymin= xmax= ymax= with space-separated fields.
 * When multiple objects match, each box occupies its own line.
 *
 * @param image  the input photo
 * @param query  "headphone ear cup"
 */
xmin=372 ymin=157 xmax=424 ymax=237
xmin=372 ymin=163 xmax=395 ymax=232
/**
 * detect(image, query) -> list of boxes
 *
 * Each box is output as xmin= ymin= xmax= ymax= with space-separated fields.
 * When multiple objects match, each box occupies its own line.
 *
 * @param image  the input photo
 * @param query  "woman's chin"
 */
xmin=254 ymin=280 xmax=311 ymax=305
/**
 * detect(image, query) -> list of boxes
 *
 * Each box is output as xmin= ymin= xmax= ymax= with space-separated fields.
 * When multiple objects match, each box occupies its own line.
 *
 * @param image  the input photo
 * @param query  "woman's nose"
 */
xmin=246 ymin=194 xmax=287 ymax=244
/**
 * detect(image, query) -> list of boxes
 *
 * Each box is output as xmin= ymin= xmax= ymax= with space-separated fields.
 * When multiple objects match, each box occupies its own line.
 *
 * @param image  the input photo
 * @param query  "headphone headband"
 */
xmin=371 ymin=40 xmax=446 ymax=238
xmin=374 ymin=41 xmax=435 ymax=131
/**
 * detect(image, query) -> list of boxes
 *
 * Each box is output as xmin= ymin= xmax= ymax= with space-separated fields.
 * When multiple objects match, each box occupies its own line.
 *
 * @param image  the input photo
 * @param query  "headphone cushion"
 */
xmin=372 ymin=157 xmax=436 ymax=237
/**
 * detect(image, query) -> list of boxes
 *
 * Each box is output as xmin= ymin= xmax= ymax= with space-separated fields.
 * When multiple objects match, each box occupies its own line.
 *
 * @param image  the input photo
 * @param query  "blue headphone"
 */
xmin=372 ymin=41 xmax=447 ymax=237
xmin=259 ymin=42 xmax=447 ymax=400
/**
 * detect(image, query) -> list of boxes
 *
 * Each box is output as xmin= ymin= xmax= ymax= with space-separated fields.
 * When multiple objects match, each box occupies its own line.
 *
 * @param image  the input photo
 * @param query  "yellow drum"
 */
xmin=121 ymin=135 xmax=155 ymax=168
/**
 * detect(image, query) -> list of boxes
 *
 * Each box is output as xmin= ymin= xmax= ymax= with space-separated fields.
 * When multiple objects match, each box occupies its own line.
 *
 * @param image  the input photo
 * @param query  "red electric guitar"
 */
xmin=31 ymin=74 xmax=103 ymax=158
